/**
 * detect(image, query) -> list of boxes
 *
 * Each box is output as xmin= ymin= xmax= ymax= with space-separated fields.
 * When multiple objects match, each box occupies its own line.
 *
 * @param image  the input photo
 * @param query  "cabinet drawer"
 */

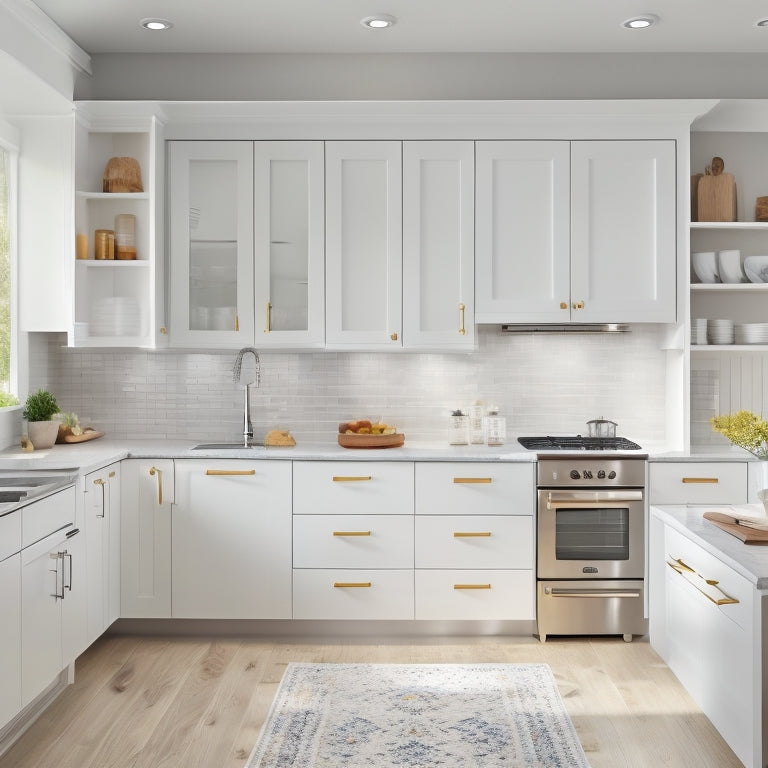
xmin=665 ymin=525 xmax=752 ymax=630
xmin=293 ymin=461 xmax=414 ymax=515
xmin=293 ymin=569 xmax=413 ymax=619
xmin=414 ymin=570 xmax=534 ymax=620
xmin=22 ymin=487 xmax=76 ymax=548
xmin=0 ymin=510 xmax=21 ymax=561
xmin=414 ymin=516 xmax=533 ymax=569
xmin=415 ymin=462 xmax=534 ymax=515
xmin=649 ymin=462 xmax=747 ymax=505
xmin=293 ymin=515 xmax=413 ymax=568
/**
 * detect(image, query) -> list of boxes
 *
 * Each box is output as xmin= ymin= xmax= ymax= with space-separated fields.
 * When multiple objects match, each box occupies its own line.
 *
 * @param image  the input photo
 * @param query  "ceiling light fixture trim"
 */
xmin=140 ymin=18 xmax=174 ymax=31
xmin=361 ymin=14 xmax=397 ymax=29
xmin=622 ymin=14 xmax=659 ymax=30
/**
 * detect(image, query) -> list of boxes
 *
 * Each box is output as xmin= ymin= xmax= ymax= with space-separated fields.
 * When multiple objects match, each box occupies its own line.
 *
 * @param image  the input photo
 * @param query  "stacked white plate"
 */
xmin=90 ymin=297 xmax=141 ymax=337
xmin=708 ymin=318 xmax=734 ymax=345
xmin=735 ymin=323 xmax=768 ymax=344
xmin=691 ymin=318 xmax=708 ymax=345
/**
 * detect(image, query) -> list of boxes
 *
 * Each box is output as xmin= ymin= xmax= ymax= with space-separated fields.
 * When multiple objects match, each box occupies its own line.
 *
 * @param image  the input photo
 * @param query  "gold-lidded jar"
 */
xmin=94 ymin=229 xmax=115 ymax=260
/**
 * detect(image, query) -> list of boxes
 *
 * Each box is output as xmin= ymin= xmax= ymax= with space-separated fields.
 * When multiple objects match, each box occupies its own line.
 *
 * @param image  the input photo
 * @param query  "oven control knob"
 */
xmin=583 ymin=470 xmax=593 ymax=479
xmin=597 ymin=470 xmax=606 ymax=479
xmin=608 ymin=470 xmax=617 ymax=479
xmin=569 ymin=470 xmax=580 ymax=480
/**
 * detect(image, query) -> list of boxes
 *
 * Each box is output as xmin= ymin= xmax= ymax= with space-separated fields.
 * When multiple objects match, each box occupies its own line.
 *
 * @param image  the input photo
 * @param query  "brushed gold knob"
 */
xmin=160 ymin=327 xmax=167 ymax=334
xmin=560 ymin=302 xmax=568 ymax=310
xmin=390 ymin=332 xmax=398 ymax=341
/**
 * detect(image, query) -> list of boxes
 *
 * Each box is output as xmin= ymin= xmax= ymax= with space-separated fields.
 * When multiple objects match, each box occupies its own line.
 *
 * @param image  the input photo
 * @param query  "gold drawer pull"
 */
xmin=333 ymin=476 xmax=372 ymax=482
xmin=453 ymin=477 xmax=492 ymax=484
xmin=454 ymin=531 xmax=492 ymax=537
xmin=205 ymin=469 xmax=256 ymax=476
xmin=149 ymin=466 xmax=163 ymax=505
xmin=666 ymin=558 xmax=739 ymax=606
xmin=108 ymin=471 xmax=116 ymax=478
xmin=454 ymin=583 xmax=492 ymax=590
xmin=681 ymin=477 xmax=719 ymax=484
xmin=333 ymin=582 xmax=372 ymax=588
xmin=333 ymin=531 xmax=371 ymax=537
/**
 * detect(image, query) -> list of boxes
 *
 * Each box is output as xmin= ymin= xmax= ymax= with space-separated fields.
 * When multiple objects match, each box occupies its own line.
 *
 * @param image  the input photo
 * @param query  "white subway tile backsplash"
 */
xmin=34 ymin=326 xmax=668 ymax=446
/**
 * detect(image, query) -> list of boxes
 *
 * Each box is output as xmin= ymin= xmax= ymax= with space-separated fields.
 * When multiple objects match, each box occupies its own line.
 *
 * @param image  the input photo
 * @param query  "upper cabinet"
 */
xmin=73 ymin=106 xmax=164 ymax=347
xmin=325 ymin=140 xmax=475 ymax=350
xmin=167 ymin=140 xmax=324 ymax=349
xmin=475 ymin=139 xmax=677 ymax=324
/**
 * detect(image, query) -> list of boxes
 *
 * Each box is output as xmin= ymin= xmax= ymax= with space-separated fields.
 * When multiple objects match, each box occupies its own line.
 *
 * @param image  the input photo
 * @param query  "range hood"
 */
xmin=500 ymin=324 xmax=630 ymax=334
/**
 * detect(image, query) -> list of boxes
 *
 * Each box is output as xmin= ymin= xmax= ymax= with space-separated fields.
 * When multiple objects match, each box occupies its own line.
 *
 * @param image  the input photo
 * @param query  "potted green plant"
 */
xmin=22 ymin=389 xmax=60 ymax=449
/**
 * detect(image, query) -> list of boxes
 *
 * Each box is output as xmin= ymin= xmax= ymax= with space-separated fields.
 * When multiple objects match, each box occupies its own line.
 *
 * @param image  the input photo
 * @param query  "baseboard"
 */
xmin=109 ymin=618 xmax=538 ymax=640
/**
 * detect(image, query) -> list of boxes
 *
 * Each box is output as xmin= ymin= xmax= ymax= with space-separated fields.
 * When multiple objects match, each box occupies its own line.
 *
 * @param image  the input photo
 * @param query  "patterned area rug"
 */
xmin=245 ymin=662 xmax=590 ymax=767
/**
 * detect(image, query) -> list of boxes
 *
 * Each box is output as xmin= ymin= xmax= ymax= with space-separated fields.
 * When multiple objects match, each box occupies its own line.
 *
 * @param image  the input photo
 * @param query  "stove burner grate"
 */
xmin=518 ymin=435 xmax=642 ymax=451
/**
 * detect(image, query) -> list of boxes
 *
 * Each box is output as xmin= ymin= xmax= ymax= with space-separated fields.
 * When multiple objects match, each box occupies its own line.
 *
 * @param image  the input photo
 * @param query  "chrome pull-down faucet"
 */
xmin=233 ymin=347 xmax=260 ymax=447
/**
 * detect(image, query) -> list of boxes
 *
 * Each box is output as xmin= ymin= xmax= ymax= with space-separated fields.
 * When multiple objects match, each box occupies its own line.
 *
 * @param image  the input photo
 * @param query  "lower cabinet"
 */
xmin=649 ymin=509 xmax=764 ymax=768
xmin=0 ymin=549 xmax=21 ymax=727
xmin=648 ymin=461 xmax=748 ymax=505
xmin=172 ymin=460 xmax=292 ymax=619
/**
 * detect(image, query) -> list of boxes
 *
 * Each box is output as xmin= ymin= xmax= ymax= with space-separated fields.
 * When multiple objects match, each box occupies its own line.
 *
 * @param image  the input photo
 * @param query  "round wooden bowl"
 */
xmin=338 ymin=433 xmax=405 ymax=449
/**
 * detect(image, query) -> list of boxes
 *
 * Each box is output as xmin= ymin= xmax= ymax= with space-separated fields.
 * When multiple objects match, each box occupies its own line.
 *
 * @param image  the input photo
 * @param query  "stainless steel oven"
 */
xmin=536 ymin=455 xmax=648 ymax=642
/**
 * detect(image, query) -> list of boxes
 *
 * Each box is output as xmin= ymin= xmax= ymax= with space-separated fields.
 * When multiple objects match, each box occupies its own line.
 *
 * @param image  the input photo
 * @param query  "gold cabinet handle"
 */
xmin=93 ymin=478 xmax=106 ymax=517
xmin=332 ymin=476 xmax=372 ymax=482
xmin=453 ymin=531 xmax=492 ymax=537
xmin=390 ymin=332 xmax=398 ymax=341
xmin=682 ymin=477 xmax=719 ymax=484
xmin=454 ymin=583 xmax=491 ymax=590
xmin=459 ymin=303 xmax=466 ymax=335
xmin=572 ymin=301 xmax=585 ymax=310
xmin=235 ymin=314 xmax=240 ymax=332
xmin=666 ymin=558 xmax=739 ymax=605
xmin=560 ymin=302 xmax=568 ymax=310
xmin=265 ymin=301 xmax=272 ymax=333
xmin=205 ymin=469 xmax=256 ymax=476
xmin=108 ymin=471 xmax=116 ymax=478
xmin=160 ymin=327 xmax=167 ymax=334
xmin=333 ymin=531 xmax=372 ymax=536
xmin=333 ymin=582 xmax=372 ymax=588
xmin=453 ymin=477 xmax=492 ymax=484
xmin=149 ymin=466 xmax=163 ymax=505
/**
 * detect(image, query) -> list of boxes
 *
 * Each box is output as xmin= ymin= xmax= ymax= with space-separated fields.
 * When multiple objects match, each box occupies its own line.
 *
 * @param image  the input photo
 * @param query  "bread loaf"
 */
xmin=265 ymin=429 xmax=296 ymax=446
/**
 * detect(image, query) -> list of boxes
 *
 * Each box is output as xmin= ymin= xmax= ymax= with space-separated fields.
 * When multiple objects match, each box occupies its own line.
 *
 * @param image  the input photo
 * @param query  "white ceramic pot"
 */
xmin=27 ymin=420 xmax=59 ymax=449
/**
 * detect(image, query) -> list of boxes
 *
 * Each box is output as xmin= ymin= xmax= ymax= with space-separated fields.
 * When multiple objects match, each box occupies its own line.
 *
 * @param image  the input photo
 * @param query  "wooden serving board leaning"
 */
xmin=703 ymin=511 xmax=768 ymax=544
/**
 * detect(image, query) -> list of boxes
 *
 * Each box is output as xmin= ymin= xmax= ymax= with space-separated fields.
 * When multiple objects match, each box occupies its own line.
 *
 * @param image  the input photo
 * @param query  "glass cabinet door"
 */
xmin=254 ymin=141 xmax=325 ymax=348
xmin=168 ymin=141 xmax=254 ymax=347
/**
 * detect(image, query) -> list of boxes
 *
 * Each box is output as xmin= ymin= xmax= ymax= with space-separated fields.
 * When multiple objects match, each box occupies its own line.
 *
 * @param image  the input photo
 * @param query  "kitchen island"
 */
xmin=649 ymin=503 xmax=768 ymax=768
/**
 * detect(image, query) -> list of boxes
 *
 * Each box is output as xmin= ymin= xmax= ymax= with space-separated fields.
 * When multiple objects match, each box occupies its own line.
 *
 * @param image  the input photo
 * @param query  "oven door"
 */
xmin=537 ymin=489 xmax=644 ymax=579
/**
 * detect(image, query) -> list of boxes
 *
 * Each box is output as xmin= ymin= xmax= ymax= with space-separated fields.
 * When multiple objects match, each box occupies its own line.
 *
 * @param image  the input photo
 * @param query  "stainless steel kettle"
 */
xmin=586 ymin=417 xmax=617 ymax=438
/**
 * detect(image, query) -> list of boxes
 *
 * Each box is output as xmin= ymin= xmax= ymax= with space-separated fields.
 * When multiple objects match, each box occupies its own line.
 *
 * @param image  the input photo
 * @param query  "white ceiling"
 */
xmin=29 ymin=0 xmax=768 ymax=56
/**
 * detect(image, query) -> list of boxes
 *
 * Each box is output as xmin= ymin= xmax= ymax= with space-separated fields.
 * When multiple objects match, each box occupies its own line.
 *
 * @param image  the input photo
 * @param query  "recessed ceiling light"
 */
xmin=140 ymin=18 xmax=174 ymax=31
xmin=756 ymin=18 xmax=768 ymax=27
xmin=622 ymin=15 xmax=659 ymax=30
xmin=361 ymin=14 xmax=397 ymax=29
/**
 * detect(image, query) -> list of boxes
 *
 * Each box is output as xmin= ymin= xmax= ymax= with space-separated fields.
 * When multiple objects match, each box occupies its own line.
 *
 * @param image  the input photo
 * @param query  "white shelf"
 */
xmin=691 ymin=283 xmax=768 ymax=291
xmin=76 ymin=259 xmax=150 ymax=268
xmin=76 ymin=191 xmax=149 ymax=201
xmin=690 ymin=221 xmax=768 ymax=231
xmin=691 ymin=345 xmax=768 ymax=352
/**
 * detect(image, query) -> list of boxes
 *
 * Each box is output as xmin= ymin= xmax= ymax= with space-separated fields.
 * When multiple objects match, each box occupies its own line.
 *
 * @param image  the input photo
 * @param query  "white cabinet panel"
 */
xmin=571 ymin=140 xmax=677 ymax=323
xmin=325 ymin=141 xmax=403 ymax=347
xmin=121 ymin=460 xmax=173 ymax=618
xmin=649 ymin=462 xmax=747 ymax=505
xmin=415 ymin=515 xmax=533 ymax=570
xmin=475 ymin=141 xmax=571 ymax=323
xmin=293 ymin=461 xmax=414 ymax=515
xmin=415 ymin=462 xmax=534 ymax=516
xmin=293 ymin=569 xmax=413 ymax=620
xmin=0 ymin=552 xmax=21 ymax=727
xmin=414 ymin=570 xmax=534 ymax=621
xmin=61 ymin=528 xmax=87 ymax=666
xmin=293 ymin=514 xmax=413 ymax=569
xmin=172 ymin=460 xmax=292 ymax=619
xmin=402 ymin=141 xmax=475 ymax=349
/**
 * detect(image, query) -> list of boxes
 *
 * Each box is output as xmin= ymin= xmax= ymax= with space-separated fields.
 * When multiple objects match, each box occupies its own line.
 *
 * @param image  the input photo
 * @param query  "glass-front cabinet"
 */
xmin=168 ymin=140 xmax=324 ymax=348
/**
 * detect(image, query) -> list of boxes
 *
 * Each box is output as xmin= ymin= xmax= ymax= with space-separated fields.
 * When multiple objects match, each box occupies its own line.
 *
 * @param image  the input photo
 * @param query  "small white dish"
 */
xmin=718 ymin=249 xmax=747 ymax=283
xmin=692 ymin=251 xmax=719 ymax=283
xmin=744 ymin=255 xmax=768 ymax=283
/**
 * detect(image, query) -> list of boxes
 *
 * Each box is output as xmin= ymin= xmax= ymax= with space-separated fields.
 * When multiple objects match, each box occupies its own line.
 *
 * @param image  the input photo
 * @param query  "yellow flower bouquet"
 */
xmin=711 ymin=410 xmax=768 ymax=458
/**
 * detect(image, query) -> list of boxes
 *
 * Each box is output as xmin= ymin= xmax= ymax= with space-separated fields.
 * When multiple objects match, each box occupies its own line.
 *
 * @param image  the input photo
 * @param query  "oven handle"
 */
xmin=546 ymin=490 xmax=643 ymax=510
xmin=543 ymin=587 xmax=641 ymax=598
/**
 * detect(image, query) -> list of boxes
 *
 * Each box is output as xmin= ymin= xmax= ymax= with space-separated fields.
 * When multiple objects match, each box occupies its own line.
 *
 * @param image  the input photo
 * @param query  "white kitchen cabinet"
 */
xmin=325 ymin=141 xmax=403 ymax=348
xmin=0 ymin=510 xmax=21 ymax=728
xmin=83 ymin=463 xmax=121 ymax=644
xmin=60 ymin=527 xmax=87 ymax=666
xmin=172 ymin=460 xmax=292 ymax=619
xmin=475 ymin=140 xmax=676 ymax=324
xmin=73 ymin=104 xmax=164 ymax=347
xmin=649 ymin=510 xmax=764 ymax=768
xmin=120 ymin=459 xmax=174 ymax=618
xmin=402 ymin=141 xmax=475 ymax=349
xmin=648 ymin=461 xmax=748 ymax=505
xmin=168 ymin=141 xmax=255 ymax=347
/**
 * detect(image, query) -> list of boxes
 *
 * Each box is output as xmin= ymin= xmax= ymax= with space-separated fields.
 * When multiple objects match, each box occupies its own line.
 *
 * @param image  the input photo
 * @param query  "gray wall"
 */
xmin=76 ymin=53 xmax=768 ymax=101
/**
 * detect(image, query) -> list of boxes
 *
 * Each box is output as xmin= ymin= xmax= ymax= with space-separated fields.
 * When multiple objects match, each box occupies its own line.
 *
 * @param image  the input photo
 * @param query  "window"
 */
xmin=0 ymin=147 xmax=11 ymax=394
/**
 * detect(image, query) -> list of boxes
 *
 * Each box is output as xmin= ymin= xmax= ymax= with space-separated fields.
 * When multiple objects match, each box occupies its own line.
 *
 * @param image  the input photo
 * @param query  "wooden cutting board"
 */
xmin=703 ymin=511 xmax=768 ymax=544
xmin=697 ymin=173 xmax=736 ymax=222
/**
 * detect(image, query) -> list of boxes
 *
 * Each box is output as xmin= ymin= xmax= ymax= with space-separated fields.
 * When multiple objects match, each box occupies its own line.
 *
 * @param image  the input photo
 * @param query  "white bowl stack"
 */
xmin=717 ymin=250 xmax=747 ymax=283
xmin=735 ymin=323 xmax=768 ymax=344
xmin=90 ymin=297 xmax=141 ymax=337
xmin=708 ymin=318 xmax=734 ymax=345
xmin=691 ymin=318 xmax=708 ymax=345
xmin=692 ymin=251 xmax=719 ymax=283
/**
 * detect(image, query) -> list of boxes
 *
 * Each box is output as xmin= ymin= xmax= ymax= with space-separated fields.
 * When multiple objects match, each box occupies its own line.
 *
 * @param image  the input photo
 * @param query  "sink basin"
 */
xmin=192 ymin=442 xmax=265 ymax=450
xmin=0 ymin=470 xmax=77 ymax=507
xmin=0 ymin=475 xmax=71 ymax=487
xmin=0 ymin=490 xmax=27 ymax=503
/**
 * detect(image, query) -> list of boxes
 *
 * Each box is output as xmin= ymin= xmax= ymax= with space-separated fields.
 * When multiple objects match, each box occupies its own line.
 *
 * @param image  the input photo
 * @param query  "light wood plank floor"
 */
xmin=0 ymin=632 xmax=743 ymax=768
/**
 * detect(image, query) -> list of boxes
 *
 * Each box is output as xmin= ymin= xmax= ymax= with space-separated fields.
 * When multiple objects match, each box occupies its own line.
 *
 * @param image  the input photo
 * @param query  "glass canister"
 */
xmin=469 ymin=400 xmax=485 ymax=444
xmin=94 ymin=229 xmax=115 ymax=260
xmin=448 ymin=410 xmax=469 ymax=445
xmin=485 ymin=406 xmax=506 ymax=446
xmin=114 ymin=214 xmax=137 ymax=260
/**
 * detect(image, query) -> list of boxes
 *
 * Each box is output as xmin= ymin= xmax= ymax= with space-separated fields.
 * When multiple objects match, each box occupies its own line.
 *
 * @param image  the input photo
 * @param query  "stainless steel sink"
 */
xmin=192 ymin=442 xmax=265 ymax=449
xmin=0 ymin=469 xmax=78 ymax=508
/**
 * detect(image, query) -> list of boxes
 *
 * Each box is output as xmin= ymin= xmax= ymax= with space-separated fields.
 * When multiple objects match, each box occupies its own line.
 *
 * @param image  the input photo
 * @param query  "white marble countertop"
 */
xmin=651 ymin=503 xmax=768 ymax=589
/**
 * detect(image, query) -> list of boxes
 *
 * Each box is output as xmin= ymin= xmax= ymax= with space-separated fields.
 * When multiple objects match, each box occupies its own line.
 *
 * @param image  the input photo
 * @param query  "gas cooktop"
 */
xmin=517 ymin=435 xmax=643 ymax=451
